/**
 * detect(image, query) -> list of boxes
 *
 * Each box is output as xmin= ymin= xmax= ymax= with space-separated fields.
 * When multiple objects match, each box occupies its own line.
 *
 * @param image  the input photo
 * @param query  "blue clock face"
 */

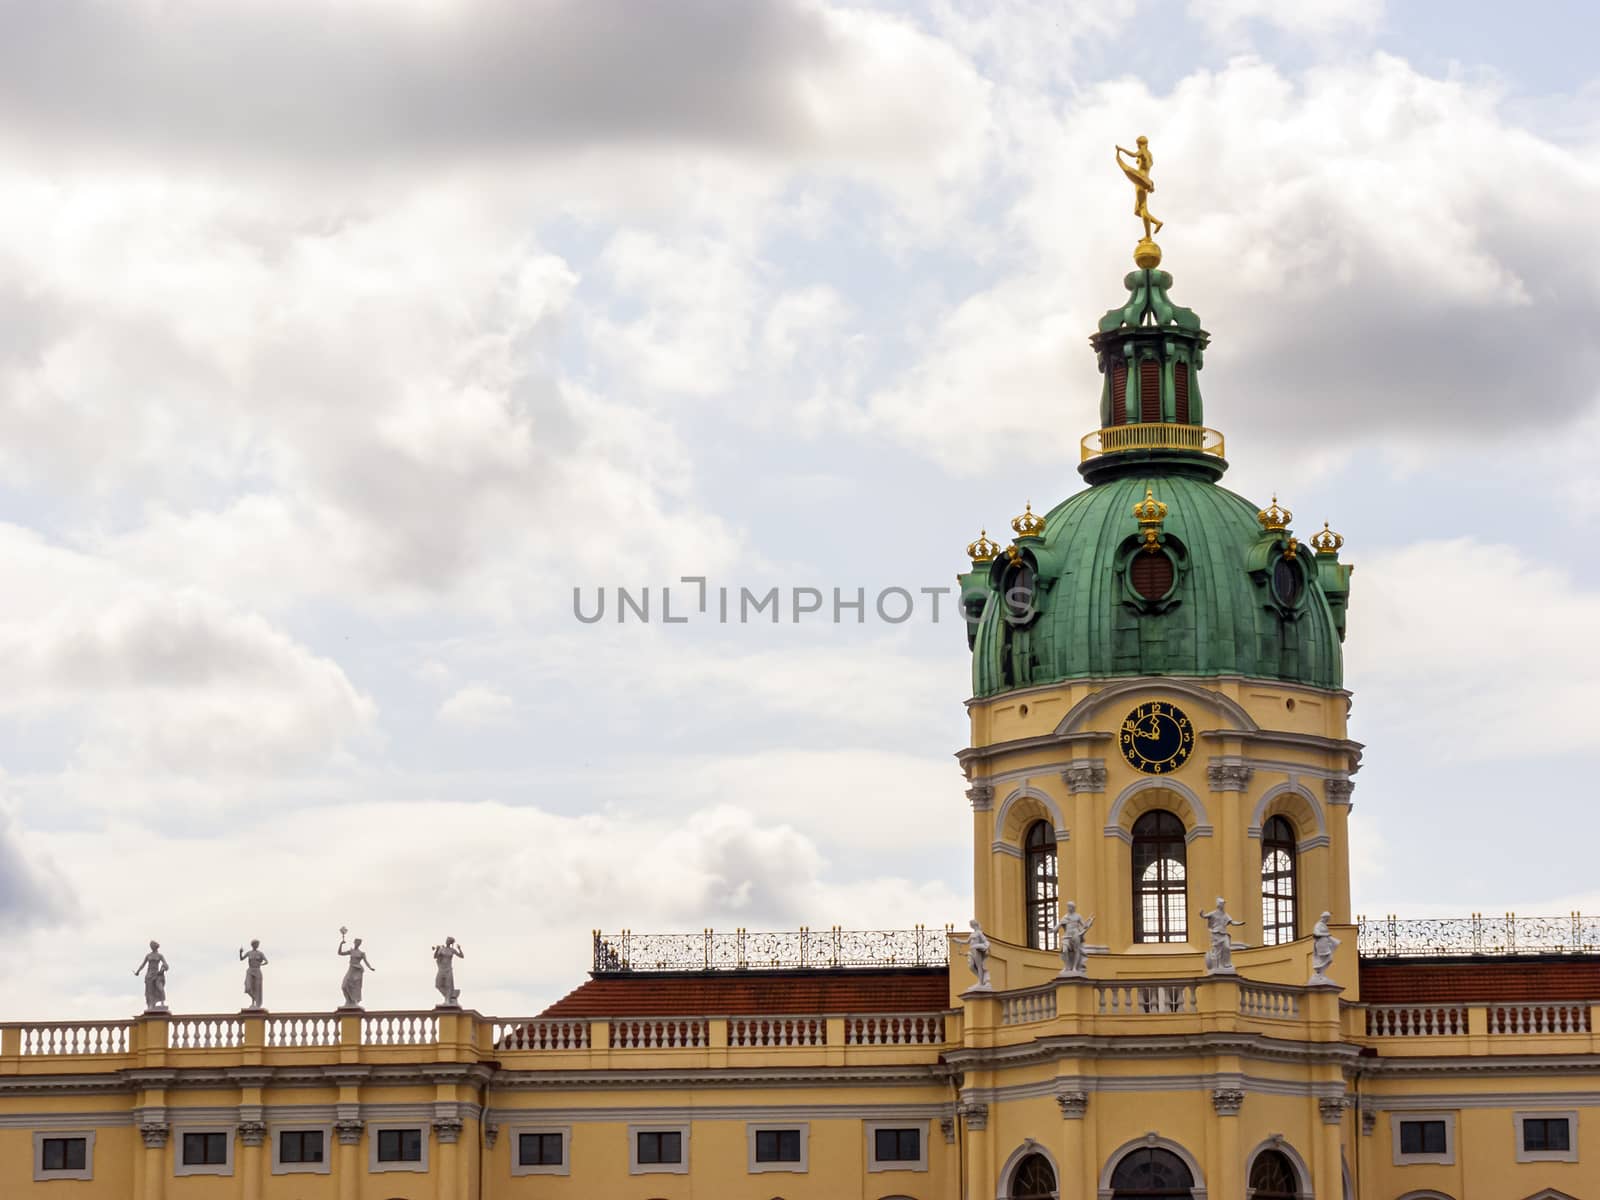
xmin=1119 ymin=701 xmax=1194 ymax=774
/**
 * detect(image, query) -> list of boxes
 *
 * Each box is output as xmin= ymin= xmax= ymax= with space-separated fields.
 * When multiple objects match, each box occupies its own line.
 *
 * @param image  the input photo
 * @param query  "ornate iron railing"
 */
xmin=1080 ymin=423 xmax=1224 ymax=463
xmin=1357 ymin=913 xmax=1600 ymax=958
xmin=592 ymin=926 xmax=951 ymax=973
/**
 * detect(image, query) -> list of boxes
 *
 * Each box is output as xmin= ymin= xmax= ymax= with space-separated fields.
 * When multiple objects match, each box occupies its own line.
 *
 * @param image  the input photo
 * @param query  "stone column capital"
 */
xmin=238 ymin=1121 xmax=268 ymax=1147
xmin=1206 ymin=762 xmax=1253 ymax=792
xmin=1062 ymin=763 xmax=1108 ymax=794
xmin=1319 ymin=1096 xmax=1348 ymax=1125
xmin=1211 ymin=1088 xmax=1245 ymax=1116
xmin=1055 ymin=1089 xmax=1089 ymax=1119
xmin=334 ymin=1119 xmax=365 ymax=1146
xmin=139 ymin=1123 xmax=170 ymax=1149
xmin=433 ymin=1119 xmax=464 ymax=1145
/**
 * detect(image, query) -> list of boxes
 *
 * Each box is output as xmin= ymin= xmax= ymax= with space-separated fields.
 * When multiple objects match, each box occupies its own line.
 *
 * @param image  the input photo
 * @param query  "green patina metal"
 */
xmin=968 ymin=268 xmax=1352 ymax=697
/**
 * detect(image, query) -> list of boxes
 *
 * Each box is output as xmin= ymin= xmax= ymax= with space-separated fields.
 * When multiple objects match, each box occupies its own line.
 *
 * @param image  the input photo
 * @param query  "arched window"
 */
xmin=1110 ymin=1146 xmax=1195 ymax=1197
xmin=1247 ymin=1148 xmax=1299 ymax=1198
xmin=1261 ymin=815 xmax=1298 ymax=945
xmin=1025 ymin=822 xmax=1059 ymax=951
xmin=1132 ymin=810 xmax=1187 ymax=943
xmin=1011 ymin=1151 xmax=1057 ymax=1199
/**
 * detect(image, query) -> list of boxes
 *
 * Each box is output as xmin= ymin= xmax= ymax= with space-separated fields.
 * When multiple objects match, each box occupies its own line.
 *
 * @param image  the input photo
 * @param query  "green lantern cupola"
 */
xmin=1081 ymin=266 xmax=1224 ymax=485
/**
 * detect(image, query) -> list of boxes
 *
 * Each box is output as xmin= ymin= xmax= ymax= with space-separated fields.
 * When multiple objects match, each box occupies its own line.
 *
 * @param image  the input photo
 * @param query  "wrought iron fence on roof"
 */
xmin=592 ymin=926 xmax=952 ymax=974
xmin=1357 ymin=913 xmax=1600 ymax=958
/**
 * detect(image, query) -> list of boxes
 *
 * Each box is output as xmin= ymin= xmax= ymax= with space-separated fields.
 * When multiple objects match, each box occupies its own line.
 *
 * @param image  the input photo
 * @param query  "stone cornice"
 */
xmin=944 ymin=1031 xmax=1362 ymax=1074
xmin=488 ymin=1063 xmax=950 ymax=1092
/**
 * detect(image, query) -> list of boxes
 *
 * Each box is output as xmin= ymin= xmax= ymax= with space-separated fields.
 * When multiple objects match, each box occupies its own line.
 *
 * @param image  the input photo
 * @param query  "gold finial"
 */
xmin=966 ymin=529 xmax=1000 ymax=564
xmin=1011 ymin=502 xmax=1046 ymax=540
xmin=1132 ymin=486 xmax=1168 ymax=552
xmin=1257 ymin=494 xmax=1292 ymax=533
xmin=1116 ymin=135 xmax=1163 ymax=268
xmin=1310 ymin=521 xmax=1345 ymax=555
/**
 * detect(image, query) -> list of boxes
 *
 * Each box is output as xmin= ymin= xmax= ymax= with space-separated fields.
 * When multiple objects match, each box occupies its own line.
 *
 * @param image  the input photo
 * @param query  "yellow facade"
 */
xmin=3 ymin=666 xmax=1594 ymax=1198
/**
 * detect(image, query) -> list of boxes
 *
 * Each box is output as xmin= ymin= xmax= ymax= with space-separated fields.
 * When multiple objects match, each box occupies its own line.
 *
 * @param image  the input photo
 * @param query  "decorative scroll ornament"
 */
xmin=958 ymin=1101 xmax=990 ymax=1131
xmin=433 ymin=1120 xmax=464 ymax=1145
xmin=593 ymin=926 xmax=951 ymax=973
xmin=966 ymin=529 xmax=1001 ymax=564
xmin=1358 ymin=913 xmax=1600 ymax=958
xmin=238 ymin=1121 xmax=268 ymax=1147
xmin=1056 ymin=1090 xmax=1089 ymax=1119
xmin=1133 ymin=487 xmax=1168 ymax=553
xmin=1257 ymin=494 xmax=1292 ymax=533
xmin=334 ymin=1120 xmax=365 ymax=1146
xmin=1011 ymin=502 xmax=1046 ymax=540
xmin=1319 ymin=1097 xmax=1348 ymax=1125
xmin=1311 ymin=521 xmax=1345 ymax=555
xmin=140 ymin=1123 xmax=171 ymax=1149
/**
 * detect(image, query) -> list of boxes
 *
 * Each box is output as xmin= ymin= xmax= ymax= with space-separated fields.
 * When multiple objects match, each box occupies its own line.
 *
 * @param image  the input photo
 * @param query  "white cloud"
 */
xmin=1347 ymin=536 xmax=1600 ymax=761
xmin=1188 ymin=0 xmax=1385 ymax=41
xmin=436 ymin=685 xmax=515 ymax=729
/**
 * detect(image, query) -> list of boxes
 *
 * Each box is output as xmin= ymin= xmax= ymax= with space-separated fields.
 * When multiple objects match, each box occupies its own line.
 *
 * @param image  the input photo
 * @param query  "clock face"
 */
xmin=1119 ymin=701 xmax=1194 ymax=774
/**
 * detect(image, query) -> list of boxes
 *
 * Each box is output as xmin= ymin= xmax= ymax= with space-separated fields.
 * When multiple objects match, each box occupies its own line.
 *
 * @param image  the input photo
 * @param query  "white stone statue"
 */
xmin=239 ymin=940 xmax=268 ymax=1010
xmin=1056 ymin=901 xmax=1096 ymax=977
xmin=432 ymin=937 xmax=464 ymax=1007
xmin=1309 ymin=911 xmax=1342 ymax=987
xmin=1200 ymin=898 xmax=1246 ymax=974
xmin=953 ymin=919 xmax=992 ymax=990
xmin=337 ymin=927 xmax=376 ymax=1008
xmin=133 ymin=940 xmax=169 ymax=1011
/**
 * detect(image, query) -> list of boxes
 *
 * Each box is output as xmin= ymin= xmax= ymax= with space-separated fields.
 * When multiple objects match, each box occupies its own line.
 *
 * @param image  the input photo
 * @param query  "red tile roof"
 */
xmin=539 ymin=968 xmax=951 ymax=1017
xmin=1360 ymin=957 xmax=1600 ymax=1004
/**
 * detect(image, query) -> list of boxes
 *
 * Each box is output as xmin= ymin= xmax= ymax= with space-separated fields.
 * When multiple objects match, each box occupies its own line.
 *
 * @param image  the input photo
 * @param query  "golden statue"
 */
xmin=1116 ymin=136 xmax=1163 ymax=267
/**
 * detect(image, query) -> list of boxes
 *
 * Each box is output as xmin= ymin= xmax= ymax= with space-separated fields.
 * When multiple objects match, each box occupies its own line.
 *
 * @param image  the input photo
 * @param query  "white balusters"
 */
xmin=492 ymin=1020 xmax=590 ymax=1051
xmin=17 ymin=1022 xmax=132 ymax=1056
xmin=1094 ymin=982 xmax=1198 ymax=1014
xmin=265 ymin=1015 xmax=341 ymax=1047
xmin=1001 ymin=989 xmax=1057 ymax=1025
xmin=1239 ymin=984 xmax=1300 ymax=1019
xmin=843 ymin=1014 xmax=947 ymax=1045
xmin=168 ymin=1017 xmax=244 ymax=1049
xmin=1365 ymin=1004 xmax=1467 ymax=1037
xmin=1487 ymin=1003 xmax=1590 ymax=1035
xmin=608 ymin=1019 xmax=709 ymax=1049
xmin=359 ymin=1014 xmax=440 ymax=1046
xmin=728 ymin=1016 xmax=826 ymax=1047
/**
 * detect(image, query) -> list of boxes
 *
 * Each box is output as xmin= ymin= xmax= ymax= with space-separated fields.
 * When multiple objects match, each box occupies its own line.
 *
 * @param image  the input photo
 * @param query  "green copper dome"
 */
xmin=962 ymin=268 xmax=1353 ymax=698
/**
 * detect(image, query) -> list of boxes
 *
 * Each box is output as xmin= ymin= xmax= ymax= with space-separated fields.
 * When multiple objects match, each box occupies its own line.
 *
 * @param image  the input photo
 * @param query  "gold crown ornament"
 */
xmin=1256 ymin=495 xmax=1292 ymax=533
xmin=1011 ymin=502 xmax=1047 ymax=540
xmin=1133 ymin=486 xmax=1168 ymax=552
xmin=1310 ymin=522 xmax=1345 ymax=556
xmin=966 ymin=529 xmax=1001 ymax=564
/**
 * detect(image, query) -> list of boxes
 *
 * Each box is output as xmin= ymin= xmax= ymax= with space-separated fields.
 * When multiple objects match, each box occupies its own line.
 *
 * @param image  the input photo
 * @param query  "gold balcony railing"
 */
xmin=1080 ymin=423 xmax=1225 ymax=462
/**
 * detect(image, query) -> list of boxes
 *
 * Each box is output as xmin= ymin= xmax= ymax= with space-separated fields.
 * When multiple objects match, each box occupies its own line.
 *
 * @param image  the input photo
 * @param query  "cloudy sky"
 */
xmin=1 ymin=0 xmax=1597 ymax=1018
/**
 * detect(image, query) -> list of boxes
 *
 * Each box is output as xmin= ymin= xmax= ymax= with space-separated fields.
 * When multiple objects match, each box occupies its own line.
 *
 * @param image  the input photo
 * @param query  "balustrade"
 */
xmin=360 ymin=1014 xmax=439 ymax=1046
xmin=265 ymin=1015 xmax=341 ymax=1047
xmin=1365 ymin=1004 xmax=1468 ymax=1037
xmin=1001 ymin=989 xmax=1057 ymax=1025
xmin=1486 ymin=1003 xmax=1590 ymax=1035
xmin=16 ymin=1022 xmax=132 ymax=1056
xmin=728 ymin=1016 xmax=826 ymax=1047
xmin=169 ymin=1017 xmax=244 ymax=1049
xmin=843 ymin=1014 xmax=946 ymax=1045
xmin=1095 ymin=982 xmax=1198 ymax=1014
xmin=609 ymin=1018 xmax=709 ymax=1049
xmin=493 ymin=1019 xmax=590 ymax=1050
xmin=1239 ymin=984 xmax=1300 ymax=1020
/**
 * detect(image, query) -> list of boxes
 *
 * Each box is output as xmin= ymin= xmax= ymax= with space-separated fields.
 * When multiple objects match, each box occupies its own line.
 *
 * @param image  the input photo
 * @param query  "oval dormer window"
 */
xmin=1272 ymin=556 xmax=1302 ymax=607
xmin=1130 ymin=551 xmax=1175 ymax=601
xmin=1001 ymin=559 xmax=1037 ymax=625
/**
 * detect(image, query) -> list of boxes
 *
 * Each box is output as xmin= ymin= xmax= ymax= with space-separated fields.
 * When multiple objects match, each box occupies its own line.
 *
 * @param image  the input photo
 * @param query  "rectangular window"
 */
xmin=1399 ymin=1120 xmax=1447 ymax=1155
xmin=182 ymin=1132 xmax=228 ymax=1166
xmin=755 ymin=1129 xmax=802 ymax=1162
xmin=874 ymin=1128 xmax=921 ymax=1162
xmin=519 ymin=1132 xmax=564 ymax=1166
xmin=279 ymin=1131 xmax=324 ymax=1164
xmin=637 ymin=1130 xmax=682 ymax=1164
xmin=40 ymin=1138 xmax=88 ymax=1171
xmin=1523 ymin=1117 xmax=1571 ymax=1152
xmin=377 ymin=1129 xmax=423 ymax=1163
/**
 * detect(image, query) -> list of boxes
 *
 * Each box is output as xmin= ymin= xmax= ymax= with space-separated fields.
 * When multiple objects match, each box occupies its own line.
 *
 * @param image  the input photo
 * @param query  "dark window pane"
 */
xmin=1523 ymin=1117 xmax=1569 ymax=1152
xmin=1248 ymin=1149 xmax=1297 ymax=1197
xmin=755 ymin=1128 xmax=801 ymax=1162
xmin=41 ymin=1137 xmax=87 ymax=1171
xmin=1110 ymin=1145 xmax=1195 ymax=1192
xmin=1399 ymin=1120 xmax=1447 ymax=1155
xmin=875 ymin=1127 xmax=920 ymax=1162
xmin=182 ymin=1131 xmax=227 ymax=1165
xmin=637 ymin=1130 xmax=682 ymax=1164
xmin=377 ymin=1128 xmax=422 ymax=1162
xmin=280 ymin=1130 xmax=323 ymax=1164
xmin=519 ymin=1132 xmax=564 ymax=1165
